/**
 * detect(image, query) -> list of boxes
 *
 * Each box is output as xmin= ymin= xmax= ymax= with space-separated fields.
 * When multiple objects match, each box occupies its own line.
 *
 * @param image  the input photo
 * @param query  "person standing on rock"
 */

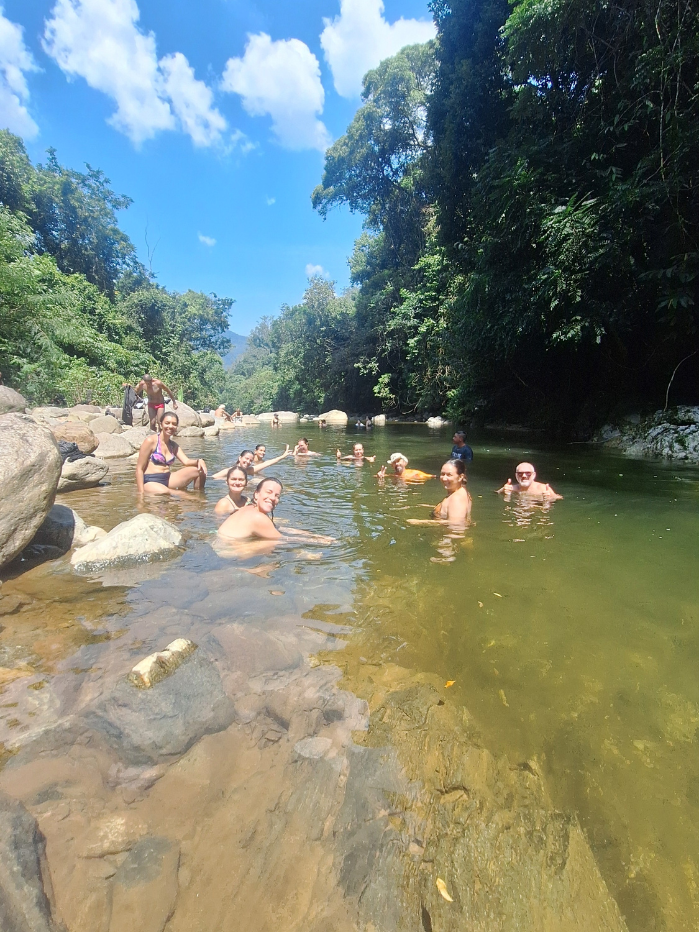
xmin=136 ymin=412 xmax=207 ymax=495
xmin=132 ymin=374 xmax=178 ymax=431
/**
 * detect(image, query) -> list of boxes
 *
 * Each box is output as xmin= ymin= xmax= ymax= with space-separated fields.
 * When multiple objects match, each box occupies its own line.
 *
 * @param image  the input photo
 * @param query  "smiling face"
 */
xmin=515 ymin=462 xmax=536 ymax=489
xmin=392 ymin=458 xmax=407 ymax=475
xmin=161 ymin=414 xmax=178 ymax=437
xmin=226 ymin=470 xmax=247 ymax=496
xmin=255 ymin=480 xmax=281 ymax=514
xmin=296 ymin=439 xmax=309 ymax=453
xmin=238 ymin=451 xmax=254 ymax=469
xmin=255 ymin=445 xmax=266 ymax=460
xmin=440 ymin=461 xmax=464 ymax=491
xmin=353 ymin=443 xmax=364 ymax=457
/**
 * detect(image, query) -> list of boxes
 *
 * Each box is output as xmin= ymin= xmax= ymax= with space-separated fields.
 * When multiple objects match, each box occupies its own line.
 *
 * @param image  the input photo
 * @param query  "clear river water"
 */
xmin=1 ymin=423 xmax=698 ymax=932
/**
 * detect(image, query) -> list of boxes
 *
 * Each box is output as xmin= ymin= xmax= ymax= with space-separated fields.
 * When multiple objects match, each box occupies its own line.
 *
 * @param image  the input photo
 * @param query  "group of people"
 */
xmin=135 ymin=417 xmax=562 ymax=544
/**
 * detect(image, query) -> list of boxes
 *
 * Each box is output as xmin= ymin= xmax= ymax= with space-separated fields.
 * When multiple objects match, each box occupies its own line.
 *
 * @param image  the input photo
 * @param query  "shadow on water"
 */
xmin=0 ymin=422 xmax=698 ymax=931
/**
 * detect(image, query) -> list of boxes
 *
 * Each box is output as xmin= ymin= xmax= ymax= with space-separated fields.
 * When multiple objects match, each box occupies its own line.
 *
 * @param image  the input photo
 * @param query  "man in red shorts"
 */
xmin=133 ymin=374 xmax=178 ymax=431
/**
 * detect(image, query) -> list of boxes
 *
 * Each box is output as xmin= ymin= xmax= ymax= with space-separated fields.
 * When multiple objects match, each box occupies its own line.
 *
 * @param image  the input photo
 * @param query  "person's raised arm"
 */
xmin=161 ymin=382 xmax=178 ymax=408
xmin=132 ymin=379 xmax=145 ymax=398
xmin=175 ymin=444 xmax=207 ymax=476
xmin=364 ymin=455 xmax=376 ymax=463
xmin=253 ymin=445 xmax=290 ymax=473
xmin=336 ymin=448 xmax=342 ymax=459
xmin=376 ymin=465 xmax=387 ymax=479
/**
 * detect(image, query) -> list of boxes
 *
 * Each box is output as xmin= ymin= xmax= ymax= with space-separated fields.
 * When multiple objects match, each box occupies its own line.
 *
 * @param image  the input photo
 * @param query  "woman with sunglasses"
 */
xmin=496 ymin=462 xmax=562 ymax=500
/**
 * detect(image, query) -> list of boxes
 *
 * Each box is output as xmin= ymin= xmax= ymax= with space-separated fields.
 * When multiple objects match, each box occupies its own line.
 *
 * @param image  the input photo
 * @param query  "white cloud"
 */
xmin=160 ymin=52 xmax=226 ymax=147
xmin=0 ymin=7 xmax=39 ymax=138
xmin=305 ymin=263 xmax=328 ymax=278
xmin=198 ymin=232 xmax=216 ymax=247
xmin=221 ymin=33 xmax=330 ymax=151
xmin=43 ymin=0 xmax=226 ymax=146
xmin=321 ymin=0 xmax=435 ymax=98
xmin=266 ymin=196 xmax=275 ymax=206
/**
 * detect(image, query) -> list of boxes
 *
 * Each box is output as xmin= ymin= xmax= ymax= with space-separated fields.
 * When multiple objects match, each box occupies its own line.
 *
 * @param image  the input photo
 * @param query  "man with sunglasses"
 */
xmin=496 ymin=462 xmax=562 ymax=500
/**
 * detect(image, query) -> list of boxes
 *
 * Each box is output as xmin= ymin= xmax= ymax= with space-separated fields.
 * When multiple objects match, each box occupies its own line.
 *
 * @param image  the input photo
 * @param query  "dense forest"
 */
xmin=0 ymin=131 xmax=231 ymax=408
xmin=229 ymin=0 xmax=699 ymax=432
xmin=2 ymin=0 xmax=697 ymax=431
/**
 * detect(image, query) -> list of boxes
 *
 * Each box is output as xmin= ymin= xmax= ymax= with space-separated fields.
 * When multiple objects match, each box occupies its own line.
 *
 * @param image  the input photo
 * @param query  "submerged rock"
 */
xmin=85 ymin=652 xmax=235 ymax=765
xmin=0 ymin=791 xmax=60 ymax=932
xmin=0 ymin=385 xmax=27 ymax=415
xmin=56 ymin=455 xmax=109 ymax=492
xmin=32 ymin=504 xmax=106 ymax=552
xmin=128 ymin=638 xmax=198 ymax=688
xmin=0 ymin=414 xmax=62 ymax=568
xmin=71 ymin=513 xmax=183 ymax=572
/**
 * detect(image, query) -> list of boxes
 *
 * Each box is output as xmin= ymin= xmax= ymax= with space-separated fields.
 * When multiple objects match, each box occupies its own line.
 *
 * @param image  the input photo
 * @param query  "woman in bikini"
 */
xmin=212 ymin=446 xmax=290 ymax=480
xmin=407 ymin=459 xmax=472 ymax=527
xmin=136 ymin=412 xmax=207 ymax=495
xmin=217 ymin=477 xmax=333 ymax=543
xmin=214 ymin=466 xmax=248 ymax=515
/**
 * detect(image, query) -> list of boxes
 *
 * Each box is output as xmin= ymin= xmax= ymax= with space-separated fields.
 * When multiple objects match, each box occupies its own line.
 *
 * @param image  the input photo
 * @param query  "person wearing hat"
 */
xmin=377 ymin=453 xmax=435 ymax=482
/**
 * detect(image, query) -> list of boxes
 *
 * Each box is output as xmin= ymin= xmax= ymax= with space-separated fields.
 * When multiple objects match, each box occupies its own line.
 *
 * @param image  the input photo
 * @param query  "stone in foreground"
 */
xmin=128 ymin=638 xmax=198 ymax=688
xmin=71 ymin=513 xmax=183 ymax=572
xmin=0 ymin=791 xmax=60 ymax=932
xmin=0 ymin=414 xmax=62 ymax=568
xmin=56 ymin=455 xmax=109 ymax=492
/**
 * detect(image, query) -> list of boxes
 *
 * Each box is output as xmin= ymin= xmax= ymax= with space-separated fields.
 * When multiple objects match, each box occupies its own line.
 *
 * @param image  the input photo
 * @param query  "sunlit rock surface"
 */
xmin=71 ymin=513 xmax=183 ymax=572
xmin=56 ymin=455 xmax=109 ymax=492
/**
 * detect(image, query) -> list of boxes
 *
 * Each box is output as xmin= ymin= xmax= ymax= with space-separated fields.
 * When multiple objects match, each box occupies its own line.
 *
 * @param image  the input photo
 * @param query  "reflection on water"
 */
xmin=0 ymin=424 xmax=698 ymax=931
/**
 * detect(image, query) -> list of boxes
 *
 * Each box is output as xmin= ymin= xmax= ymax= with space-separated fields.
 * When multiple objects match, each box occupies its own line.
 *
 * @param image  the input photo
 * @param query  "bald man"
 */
xmin=496 ymin=462 xmax=562 ymax=500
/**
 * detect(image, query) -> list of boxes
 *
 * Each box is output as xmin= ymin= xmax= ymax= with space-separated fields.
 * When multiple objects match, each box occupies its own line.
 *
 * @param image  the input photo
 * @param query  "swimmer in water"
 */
xmin=217 ymin=477 xmax=333 ymax=543
xmin=496 ymin=462 xmax=562 ymax=500
xmin=336 ymin=442 xmax=376 ymax=464
xmin=212 ymin=445 xmax=291 ymax=480
xmin=136 ymin=412 xmax=207 ymax=495
xmin=253 ymin=444 xmax=266 ymax=463
xmin=407 ymin=459 xmax=472 ymax=527
xmin=214 ymin=466 xmax=249 ymax=515
xmin=376 ymin=452 xmax=435 ymax=482
xmin=293 ymin=438 xmax=321 ymax=457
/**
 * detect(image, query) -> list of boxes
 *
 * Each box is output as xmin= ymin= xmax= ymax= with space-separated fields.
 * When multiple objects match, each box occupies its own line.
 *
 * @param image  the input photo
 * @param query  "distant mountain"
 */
xmin=221 ymin=330 xmax=248 ymax=369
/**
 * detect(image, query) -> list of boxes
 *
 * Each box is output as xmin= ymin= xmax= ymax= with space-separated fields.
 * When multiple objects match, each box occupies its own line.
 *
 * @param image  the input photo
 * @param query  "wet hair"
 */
xmin=226 ymin=466 xmax=248 ymax=485
xmin=238 ymin=449 xmax=255 ymax=459
xmin=300 ymin=437 xmax=309 ymax=444
xmin=255 ymin=444 xmax=265 ymax=451
xmin=443 ymin=458 xmax=467 ymax=476
xmin=454 ymin=430 xmax=466 ymax=442
xmin=162 ymin=411 xmax=179 ymax=425
xmin=255 ymin=476 xmax=283 ymax=494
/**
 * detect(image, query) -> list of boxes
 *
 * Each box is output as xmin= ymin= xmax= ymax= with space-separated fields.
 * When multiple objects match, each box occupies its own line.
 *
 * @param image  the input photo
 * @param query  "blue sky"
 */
xmin=1 ymin=0 xmax=435 ymax=334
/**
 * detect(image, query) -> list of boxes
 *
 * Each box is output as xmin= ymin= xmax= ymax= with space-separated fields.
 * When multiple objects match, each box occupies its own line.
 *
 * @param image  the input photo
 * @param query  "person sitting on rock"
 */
xmin=377 ymin=453 xmax=435 ymax=482
xmin=336 ymin=442 xmax=375 ymax=464
xmin=496 ymin=462 xmax=562 ymax=500
xmin=217 ymin=477 xmax=333 ymax=543
xmin=131 ymin=374 xmax=178 ymax=431
xmin=214 ymin=466 xmax=249 ymax=515
xmin=212 ymin=446 xmax=291 ymax=479
xmin=214 ymin=404 xmax=232 ymax=421
xmin=136 ymin=412 xmax=206 ymax=495
xmin=293 ymin=438 xmax=321 ymax=457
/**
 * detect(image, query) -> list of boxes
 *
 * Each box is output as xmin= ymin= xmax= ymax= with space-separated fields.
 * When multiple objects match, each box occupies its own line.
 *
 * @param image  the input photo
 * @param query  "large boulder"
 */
xmin=198 ymin=412 xmax=215 ymax=427
xmin=30 ymin=406 xmax=68 ymax=422
xmin=203 ymin=425 xmax=220 ymax=438
xmin=0 ymin=385 xmax=27 ymax=415
xmin=50 ymin=421 xmax=98 ymax=454
xmin=177 ymin=426 xmax=204 ymax=438
xmin=258 ymin=411 xmax=299 ymax=423
xmin=0 ymin=414 xmax=62 ymax=568
xmin=164 ymin=400 xmax=200 ymax=428
xmin=241 ymin=414 xmax=259 ymax=425
xmin=0 ymin=791 xmax=60 ymax=932
xmin=318 ymin=409 xmax=348 ymax=425
xmin=214 ymin=417 xmax=238 ymax=431
xmin=31 ymin=504 xmax=106 ymax=552
xmin=121 ymin=426 xmax=152 ymax=452
xmin=373 ymin=414 xmax=386 ymax=426
xmin=71 ymin=403 xmax=102 ymax=414
xmin=71 ymin=513 xmax=183 ymax=572
xmin=56 ymin=456 xmax=109 ymax=492
xmin=92 ymin=433 xmax=133 ymax=459
xmin=87 ymin=414 xmax=121 ymax=434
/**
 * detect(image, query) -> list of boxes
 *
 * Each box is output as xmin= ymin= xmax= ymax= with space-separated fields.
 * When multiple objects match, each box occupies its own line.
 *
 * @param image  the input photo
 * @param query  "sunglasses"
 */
xmin=516 ymin=471 xmax=533 ymax=478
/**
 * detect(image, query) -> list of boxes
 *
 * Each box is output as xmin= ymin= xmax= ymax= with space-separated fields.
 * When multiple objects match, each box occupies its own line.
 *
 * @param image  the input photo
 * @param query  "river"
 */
xmin=1 ymin=423 xmax=698 ymax=931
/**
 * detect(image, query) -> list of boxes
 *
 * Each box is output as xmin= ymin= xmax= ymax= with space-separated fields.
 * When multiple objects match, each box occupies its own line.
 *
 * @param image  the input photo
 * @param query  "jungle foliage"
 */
xmin=233 ymin=0 xmax=699 ymax=429
xmin=0 ymin=131 xmax=231 ymax=408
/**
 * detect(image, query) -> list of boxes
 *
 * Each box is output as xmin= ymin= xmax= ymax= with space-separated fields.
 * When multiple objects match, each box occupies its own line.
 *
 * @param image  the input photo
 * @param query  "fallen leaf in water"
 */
xmin=436 ymin=878 xmax=453 ymax=902
xmin=493 ymin=592 xmax=503 ymax=598
xmin=499 ymin=689 xmax=509 ymax=707
xmin=478 ymin=601 xmax=484 ymax=608
xmin=270 ymin=590 xmax=285 ymax=596
xmin=444 ymin=680 xmax=456 ymax=688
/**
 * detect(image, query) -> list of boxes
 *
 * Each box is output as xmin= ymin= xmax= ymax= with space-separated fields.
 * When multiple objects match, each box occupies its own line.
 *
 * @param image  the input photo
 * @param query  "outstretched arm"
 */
xmin=161 ymin=383 xmax=178 ymax=407
xmin=253 ymin=445 xmax=290 ymax=473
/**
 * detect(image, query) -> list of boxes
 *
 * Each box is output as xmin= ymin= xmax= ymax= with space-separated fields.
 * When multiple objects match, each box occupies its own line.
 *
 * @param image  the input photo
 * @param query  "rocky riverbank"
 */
xmin=594 ymin=406 xmax=699 ymax=463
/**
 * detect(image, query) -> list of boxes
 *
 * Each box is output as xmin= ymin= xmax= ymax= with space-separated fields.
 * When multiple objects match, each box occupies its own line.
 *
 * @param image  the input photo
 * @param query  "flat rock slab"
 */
xmin=0 ymin=791 xmax=59 ymax=932
xmin=71 ymin=513 xmax=183 ymax=572
xmin=0 ymin=386 xmax=27 ymax=415
xmin=88 ymin=415 xmax=121 ymax=434
xmin=93 ymin=433 xmax=133 ymax=459
xmin=84 ymin=653 xmax=235 ymax=765
xmin=0 ymin=414 xmax=62 ymax=568
xmin=57 ymin=456 xmax=109 ymax=493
